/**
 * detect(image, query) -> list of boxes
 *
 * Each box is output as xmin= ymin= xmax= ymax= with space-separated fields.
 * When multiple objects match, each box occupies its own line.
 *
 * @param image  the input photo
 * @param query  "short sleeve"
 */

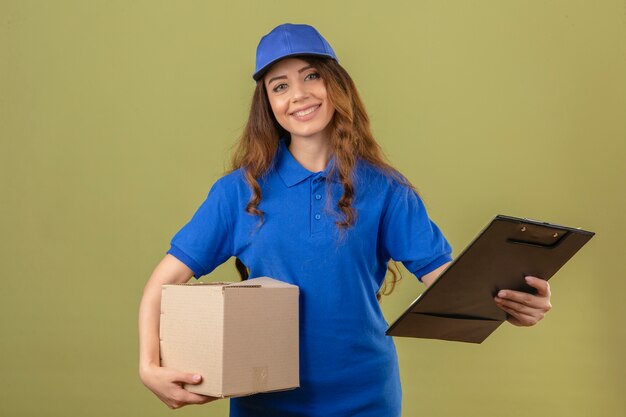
xmin=380 ymin=183 xmax=452 ymax=281
xmin=166 ymin=179 xmax=234 ymax=279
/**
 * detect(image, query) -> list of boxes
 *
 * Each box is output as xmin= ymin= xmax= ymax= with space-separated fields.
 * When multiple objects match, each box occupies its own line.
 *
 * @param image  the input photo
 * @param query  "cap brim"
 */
xmin=253 ymin=53 xmax=337 ymax=81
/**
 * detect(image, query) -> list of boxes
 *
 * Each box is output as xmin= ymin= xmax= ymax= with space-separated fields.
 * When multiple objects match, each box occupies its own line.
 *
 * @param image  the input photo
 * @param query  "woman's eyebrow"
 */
xmin=266 ymin=65 xmax=315 ymax=86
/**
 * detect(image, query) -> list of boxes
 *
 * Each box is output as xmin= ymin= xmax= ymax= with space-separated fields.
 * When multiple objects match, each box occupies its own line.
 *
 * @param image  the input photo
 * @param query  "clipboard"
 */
xmin=385 ymin=215 xmax=595 ymax=343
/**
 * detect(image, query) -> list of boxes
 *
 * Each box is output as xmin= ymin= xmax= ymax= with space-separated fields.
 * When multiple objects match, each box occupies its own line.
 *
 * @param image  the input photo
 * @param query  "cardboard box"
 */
xmin=159 ymin=277 xmax=300 ymax=398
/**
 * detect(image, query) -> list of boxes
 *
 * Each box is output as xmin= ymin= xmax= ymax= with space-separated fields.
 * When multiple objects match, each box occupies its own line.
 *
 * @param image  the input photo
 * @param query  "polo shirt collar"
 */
xmin=275 ymin=137 xmax=339 ymax=187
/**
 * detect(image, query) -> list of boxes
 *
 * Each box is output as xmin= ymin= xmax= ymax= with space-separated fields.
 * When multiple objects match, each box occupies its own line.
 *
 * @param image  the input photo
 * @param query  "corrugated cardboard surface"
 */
xmin=159 ymin=277 xmax=299 ymax=398
xmin=222 ymin=283 xmax=299 ymax=396
xmin=160 ymin=284 xmax=225 ymax=396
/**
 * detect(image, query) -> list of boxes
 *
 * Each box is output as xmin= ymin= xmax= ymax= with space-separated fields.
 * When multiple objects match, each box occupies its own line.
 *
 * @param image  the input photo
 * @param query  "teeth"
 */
xmin=293 ymin=105 xmax=319 ymax=117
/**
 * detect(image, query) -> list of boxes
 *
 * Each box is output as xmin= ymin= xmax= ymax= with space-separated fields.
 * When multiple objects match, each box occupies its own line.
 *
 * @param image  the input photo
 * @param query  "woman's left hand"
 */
xmin=494 ymin=276 xmax=552 ymax=327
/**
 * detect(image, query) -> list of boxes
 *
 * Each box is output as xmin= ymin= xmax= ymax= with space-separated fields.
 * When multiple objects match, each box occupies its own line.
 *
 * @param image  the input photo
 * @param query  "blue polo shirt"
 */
xmin=167 ymin=137 xmax=452 ymax=417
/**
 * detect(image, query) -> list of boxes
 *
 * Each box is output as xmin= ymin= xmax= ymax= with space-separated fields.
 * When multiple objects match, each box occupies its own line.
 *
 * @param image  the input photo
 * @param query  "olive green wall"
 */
xmin=1 ymin=1 xmax=624 ymax=416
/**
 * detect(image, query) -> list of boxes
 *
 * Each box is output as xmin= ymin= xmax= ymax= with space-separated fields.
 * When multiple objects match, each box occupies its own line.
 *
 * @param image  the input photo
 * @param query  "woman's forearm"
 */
xmin=138 ymin=281 xmax=163 ymax=372
xmin=420 ymin=261 xmax=452 ymax=287
xmin=138 ymin=254 xmax=194 ymax=374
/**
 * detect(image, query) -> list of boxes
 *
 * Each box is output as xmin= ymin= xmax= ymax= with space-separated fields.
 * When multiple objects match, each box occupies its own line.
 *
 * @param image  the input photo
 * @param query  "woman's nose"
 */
xmin=290 ymin=80 xmax=310 ymax=101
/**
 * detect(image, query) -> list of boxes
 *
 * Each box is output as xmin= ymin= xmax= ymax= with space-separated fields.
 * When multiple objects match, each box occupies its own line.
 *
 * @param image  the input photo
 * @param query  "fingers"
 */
xmin=173 ymin=372 xmax=203 ymax=385
xmin=167 ymin=372 xmax=216 ymax=407
xmin=170 ymin=389 xmax=216 ymax=407
xmin=494 ymin=276 xmax=552 ymax=327
xmin=494 ymin=296 xmax=545 ymax=317
xmin=495 ymin=299 xmax=545 ymax=326
xmin=145 ymin=367 xmax=218 ymax=410
xmin=495 ymin=277 xmax=552 ymax=310
xmin=495 ymin=289 xmax=549 ymax=310
xmin=524 ymin=276 xmax=551 ymax=298
xmin=164 ymin=390 xmax=214 ymax=409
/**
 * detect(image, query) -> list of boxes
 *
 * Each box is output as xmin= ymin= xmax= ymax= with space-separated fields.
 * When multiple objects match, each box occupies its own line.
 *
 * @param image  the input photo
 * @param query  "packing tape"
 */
xmin=253 ymin=366 xmax=268 ymax=392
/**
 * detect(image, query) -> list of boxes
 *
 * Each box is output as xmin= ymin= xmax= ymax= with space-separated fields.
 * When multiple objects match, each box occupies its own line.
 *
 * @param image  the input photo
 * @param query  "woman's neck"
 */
xmin=287 ymin=135 xmax=332 ymax=173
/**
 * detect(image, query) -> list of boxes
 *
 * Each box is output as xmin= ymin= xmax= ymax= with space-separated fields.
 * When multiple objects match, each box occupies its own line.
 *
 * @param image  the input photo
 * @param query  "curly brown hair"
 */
xmin=228 ymin=56 xmax=420 ymax=301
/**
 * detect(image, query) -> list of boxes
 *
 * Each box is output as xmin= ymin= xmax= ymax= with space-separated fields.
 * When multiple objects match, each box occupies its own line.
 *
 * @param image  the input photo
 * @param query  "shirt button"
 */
xmin=314 ymin=214 xmax=321 ymax=220
xmin=315 ymin=194 xmax=322 ymax=200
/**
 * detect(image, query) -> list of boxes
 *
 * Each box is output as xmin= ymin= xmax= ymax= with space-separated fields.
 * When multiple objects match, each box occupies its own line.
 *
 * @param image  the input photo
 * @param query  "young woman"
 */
xmin=138 ymin=23 xmax=552 ymax=416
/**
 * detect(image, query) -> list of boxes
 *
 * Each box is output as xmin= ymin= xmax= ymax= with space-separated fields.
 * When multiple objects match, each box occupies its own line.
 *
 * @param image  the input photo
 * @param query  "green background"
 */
xmin=1 ymin=1 xmax=624 ymax=416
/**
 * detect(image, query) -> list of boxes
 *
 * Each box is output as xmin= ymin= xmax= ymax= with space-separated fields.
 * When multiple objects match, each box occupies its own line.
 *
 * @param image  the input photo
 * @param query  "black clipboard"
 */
xmin=386 ymin=215 xmax=595 ymax=343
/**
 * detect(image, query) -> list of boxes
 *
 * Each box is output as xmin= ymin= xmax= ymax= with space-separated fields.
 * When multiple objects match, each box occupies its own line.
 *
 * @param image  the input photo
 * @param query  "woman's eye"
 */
xmin=272 ymin=83 xmax=287 ymax=93
xmin=305 ymin=72 xmax=320 ymax=81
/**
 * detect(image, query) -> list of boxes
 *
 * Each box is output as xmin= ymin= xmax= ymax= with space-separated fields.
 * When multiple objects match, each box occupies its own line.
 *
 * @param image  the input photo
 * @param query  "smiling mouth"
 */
xmin=291 ymin=104 xmax=320 ymax=117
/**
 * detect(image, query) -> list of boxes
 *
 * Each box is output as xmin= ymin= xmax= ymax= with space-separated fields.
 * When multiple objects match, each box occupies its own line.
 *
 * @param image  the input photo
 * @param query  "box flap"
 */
xmin=231 ymin=276 xmax=298 ymax=289
xmin=163 ymin=281 xmax=243 ymax=287
xmin=163 ymin=277 xmax=297 ymax=290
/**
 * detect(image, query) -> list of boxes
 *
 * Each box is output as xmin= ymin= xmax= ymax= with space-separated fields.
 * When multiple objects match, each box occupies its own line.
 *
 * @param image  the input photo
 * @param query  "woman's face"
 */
xmin=264 ymin=57 xmax=335 ymax=143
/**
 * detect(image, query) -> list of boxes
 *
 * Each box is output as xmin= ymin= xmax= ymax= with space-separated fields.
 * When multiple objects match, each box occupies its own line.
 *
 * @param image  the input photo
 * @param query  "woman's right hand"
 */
xmin=140 ymin=363 xmax=219 ymax=409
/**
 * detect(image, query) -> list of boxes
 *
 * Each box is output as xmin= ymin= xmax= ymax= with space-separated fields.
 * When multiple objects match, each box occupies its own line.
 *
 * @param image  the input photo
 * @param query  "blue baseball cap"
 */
xmin=253 ymin=23 xmax=338 ymax=81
